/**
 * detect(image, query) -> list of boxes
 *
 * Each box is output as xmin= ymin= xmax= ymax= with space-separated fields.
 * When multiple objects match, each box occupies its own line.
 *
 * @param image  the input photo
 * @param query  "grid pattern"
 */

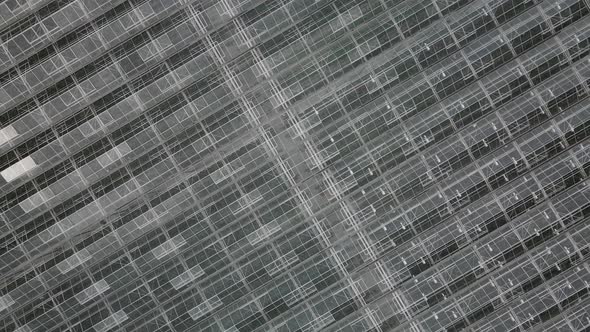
xmin=0 ymin=0 xmax=590 ymax=331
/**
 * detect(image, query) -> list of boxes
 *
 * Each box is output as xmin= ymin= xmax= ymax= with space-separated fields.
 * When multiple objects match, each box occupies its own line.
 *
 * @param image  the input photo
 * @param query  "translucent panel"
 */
xmin=245 ymin=220 xmax=280 ymax=246
xmin=393 ymin=0 xmax=439 ymax=36
xmin=247 ymin=4 xmax=291 ymax=43
xmin=151 ymin=235 xmax=187 ymax=260
xmin=430 ymin=54 xmax=475 ymax=98
xmin=0 ymin=294 xmax=15 ymax=312
xmin=499 ymin=94 xmax=546 ymax=138
xmin=56 ymin=248 xmax=92 ymax=274
xmin=515 ymin=122 xmax=563 ymax=167
xmin=74 ymin=279 xmax=110 ymax=304
xmin=552 ymin=182 xmax=590 ymax=221
xmin=481 ymin=61 xmax=531 ymax=108
xmin=405 ymin=103 xmax=454 ymax=150
xmin=541 ymin=0 xmax=588 ymax=33
xmin=449 ymin=3 xmax=496 ymax=46
xmin=514 ymin=205 xmax=559 ymax=240
xmin=560 ymin=16 xmax=590 ymax=62
xmin=93 ymin=310 xmax=128 ymax=332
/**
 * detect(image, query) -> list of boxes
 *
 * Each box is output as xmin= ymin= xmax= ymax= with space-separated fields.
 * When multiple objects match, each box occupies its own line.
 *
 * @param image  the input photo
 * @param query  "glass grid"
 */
xmin=0 ymin=0 xmax=589 ymax=331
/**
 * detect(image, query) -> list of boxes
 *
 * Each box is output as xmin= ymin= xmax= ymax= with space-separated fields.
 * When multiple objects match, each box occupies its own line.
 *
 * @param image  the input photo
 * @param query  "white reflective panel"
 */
xmin=265 ymin=251 xmax=299 ymax=276
xmin=283 ymin=281 xmax=317 ymax=306
xmin=138 ymin=42 xmax=158 ymax=61
xmin=0 ymin=88 xmax=11 ymax=109
xmin=61 ymin=86 xmax=84 ymax=106
xmin=75 ymin=280 xmax=110 ymax=304
xmin=341 ymin=5 xmax=363 ymax=24
xmin=93 ymin=310 xmax=128 ymax=332
xmin=170 ymin=265 xmax=204 ymax=290
xmin=136 ymin=2 xmax=155 ymax=19
xmin=95 ymin=141 xmax=132 ymax=168
xmin=156 ymin=33 xmax=173 ymax=52
xmin=0 ymin=295 xmax=15 ymax=312
xmin=155 ymin=74 xmax=176 ymax=93
xmin=116 ymin=141 xmax=132 ymax=157
xmin=1 ymin=156 xmax=37 ymax=182
xmin=188 ymin=295 xmax=223 ymax=320
xmin=152 ymin=235 xmax=186 ymax=259
xmin=0 ymin=125 xmax=18 ymax=146
xmin=246 ymin=220 xmax=280 ymax=245
xmin=310 ymin=312 xmax=335 ymax=330
xmin=358 ymin=36 xmax=381 ymax=58
xmin=134 ymin=210 xmax=158 ymax=229
xmin=329 ymin=15 xmax=345 ymax=33
xmin=56 ymin=249 xmax=92 ymax=274
xmin=97 ymin=147 xmax=121 ymax=168
xmin=230 ymin=188 xmax=263 ymax=214
xmin=13 ymin=325 xmax=31 ymax=332
xmin=39 ymin=222 xmax=65 ymax=243
xmin=19 ymin=187 xmax=54 ymax=212
xmin=211 ymin=164 xmax=238 ymax=184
